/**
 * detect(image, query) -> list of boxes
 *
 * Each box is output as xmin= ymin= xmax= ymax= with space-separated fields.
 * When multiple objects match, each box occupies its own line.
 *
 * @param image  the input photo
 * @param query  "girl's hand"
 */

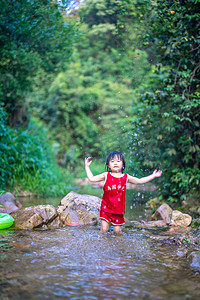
xmin=85 ymin=157 xmax=92 ymax=168
xmin=153 ymin=170 xmax=162 ymax=177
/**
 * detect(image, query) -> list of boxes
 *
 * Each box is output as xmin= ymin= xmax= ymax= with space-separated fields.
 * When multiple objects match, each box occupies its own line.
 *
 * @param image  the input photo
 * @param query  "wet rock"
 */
xmin=59 ymin=191 xmax=101 ymax=210
xmin=59 ymin=208 xmax=84 ymax=226
xmin=129 ymin=220 xmax=167 ymax=228
xmin=166 ymin=226 xmax=191 ymax=235
xmin=11 ymin=209 xmax=43 ymax=229
xmin=151 ymin=203 xmax=193 ymax=227
xmin=176 ymin=247 xmax=188 ymax=257
xmin=58 ymin=191 xmax=101 ymax=225
xmin=7 ymin=192 xmax=101 ymax=229
xmin=151 ymin=203 xmax=173 ymax=224
xmin=150 ymin=235 xmax=183 ymax=245
xmin=34 ymin=205 xmax=57 ymax=223
xmin=12 ymin=242 xmax=30 ymax=249
xmin=75 ymin=209 xmax=100 ymax=226
xmin=188 ymin=251 xmax=200 ymax=271
xmin=46 ymin=215 xmax=62 ymax=228
xmin=0 ymin=192 xmax=22 ymax=213
xmin=150 ymin=229 xmax=200 ymax=248
xmin=11 ymin=205 xmax=57 ymax=229
xmin=170 ymin=210 xmax=192 ymax=227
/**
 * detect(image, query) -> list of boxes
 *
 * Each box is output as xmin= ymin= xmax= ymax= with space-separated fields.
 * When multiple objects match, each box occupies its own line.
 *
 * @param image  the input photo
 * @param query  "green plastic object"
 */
xmin=0 ymin=213 xmax=14 ymax=229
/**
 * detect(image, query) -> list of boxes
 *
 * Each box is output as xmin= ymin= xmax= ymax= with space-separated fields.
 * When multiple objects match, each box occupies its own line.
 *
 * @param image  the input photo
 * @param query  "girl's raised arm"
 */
xmin=127 ymin=170 xmax=162 ymax=184
xmin=85 ymin=157 xmax=106 ymax=182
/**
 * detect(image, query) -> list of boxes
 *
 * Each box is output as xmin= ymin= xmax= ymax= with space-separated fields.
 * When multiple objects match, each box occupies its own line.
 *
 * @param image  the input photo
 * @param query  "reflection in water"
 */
xmin=0 ymin=188 xmax=199 ymax=300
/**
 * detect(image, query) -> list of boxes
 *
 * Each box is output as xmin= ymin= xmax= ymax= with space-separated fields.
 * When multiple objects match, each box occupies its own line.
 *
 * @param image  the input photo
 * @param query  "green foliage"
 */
xmin=1 ymin=0 xmax=199 ymax=203
xmin=132 ymin=0 xmax=200 ymax=200
xmin=0 ymin=0 xmax=76 ymax=126
xmin=0 ymin=0 xmax=77 ymax=195
xmin=76 ymin=158 xmax=106 ymax=179
xmin=0 ymin=106 xmax=71 ymax=196
xmin=31 ymin=62 xmax=103 ymax=164
xmin=31 ymin=0 xmax=151 ymax=168
xmin=193 ymin=221 xmax=200 ymax=227
xmin=75 ymin=0 xmax=152 ymax=163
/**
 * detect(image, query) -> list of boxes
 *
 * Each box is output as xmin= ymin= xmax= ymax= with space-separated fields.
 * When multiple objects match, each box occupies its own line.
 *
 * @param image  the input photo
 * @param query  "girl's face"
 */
xmin=108 ymin=155 xmax=123 ymax=173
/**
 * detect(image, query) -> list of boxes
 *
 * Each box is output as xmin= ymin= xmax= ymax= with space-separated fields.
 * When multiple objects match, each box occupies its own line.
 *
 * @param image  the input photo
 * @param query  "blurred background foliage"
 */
xmin=0 ymin=0 xmax=199 ymax=203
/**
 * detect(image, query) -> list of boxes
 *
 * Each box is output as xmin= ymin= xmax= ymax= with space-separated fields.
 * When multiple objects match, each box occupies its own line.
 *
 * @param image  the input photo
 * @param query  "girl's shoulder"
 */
xmin=104 ymin=172 xmax=109 ymax=181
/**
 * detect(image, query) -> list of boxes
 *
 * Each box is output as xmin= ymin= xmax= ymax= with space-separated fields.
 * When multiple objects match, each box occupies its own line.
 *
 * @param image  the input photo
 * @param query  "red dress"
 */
xmin=101 ymin=172 xmax=127 ymax=215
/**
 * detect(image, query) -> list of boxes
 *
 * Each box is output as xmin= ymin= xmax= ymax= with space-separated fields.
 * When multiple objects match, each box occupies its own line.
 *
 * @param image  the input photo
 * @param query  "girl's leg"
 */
xmin=113 ymin=225 xmax=122 ymax=234
xmin=100 ymin=219 xmax=109 ymax=233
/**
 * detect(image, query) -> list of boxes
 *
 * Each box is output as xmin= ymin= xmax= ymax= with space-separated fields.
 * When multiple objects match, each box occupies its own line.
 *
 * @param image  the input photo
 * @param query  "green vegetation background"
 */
xmin=0 ymin=0 xmax=199 ymax=205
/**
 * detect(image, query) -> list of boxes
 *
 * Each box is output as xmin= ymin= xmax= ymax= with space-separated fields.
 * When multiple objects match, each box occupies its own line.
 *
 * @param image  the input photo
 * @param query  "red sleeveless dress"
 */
xmin=101 ymin=172 xmax=127 ymax=215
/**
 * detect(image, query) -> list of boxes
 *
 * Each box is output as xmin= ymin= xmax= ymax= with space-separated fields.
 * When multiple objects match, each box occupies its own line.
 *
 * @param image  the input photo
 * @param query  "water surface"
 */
xmin=0 ymin=187 xmax=199 ymax=300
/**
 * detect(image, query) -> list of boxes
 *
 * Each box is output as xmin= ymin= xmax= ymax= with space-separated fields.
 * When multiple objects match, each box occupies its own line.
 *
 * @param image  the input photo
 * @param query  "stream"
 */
xmin=0 ymin=187 xmax=199 ymax=300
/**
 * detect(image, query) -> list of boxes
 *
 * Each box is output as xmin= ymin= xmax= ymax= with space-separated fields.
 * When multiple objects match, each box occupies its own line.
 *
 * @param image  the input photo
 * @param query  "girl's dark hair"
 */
xmin=106 ymin=151 xmax=126 ymax=173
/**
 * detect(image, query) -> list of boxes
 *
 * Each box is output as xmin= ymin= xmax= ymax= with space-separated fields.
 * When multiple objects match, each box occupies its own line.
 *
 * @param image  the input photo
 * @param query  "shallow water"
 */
xmin=0 ymin=188 xmax=199 ymax=300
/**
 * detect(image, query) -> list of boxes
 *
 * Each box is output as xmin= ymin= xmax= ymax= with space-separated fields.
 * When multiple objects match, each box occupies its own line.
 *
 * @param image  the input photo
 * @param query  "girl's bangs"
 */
xmin=110 ymin=153 xmax=122 ymax=161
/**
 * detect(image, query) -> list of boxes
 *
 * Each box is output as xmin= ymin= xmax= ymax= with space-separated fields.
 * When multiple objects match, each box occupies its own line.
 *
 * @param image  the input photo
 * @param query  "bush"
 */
xmin=0 ymin=107 xmax=72 ymax=196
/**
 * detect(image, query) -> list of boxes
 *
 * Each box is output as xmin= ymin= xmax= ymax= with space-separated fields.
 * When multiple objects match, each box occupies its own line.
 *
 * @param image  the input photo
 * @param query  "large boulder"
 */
xmin=11 ymin=205 xmax=57 ymax=229
xmin=151 ymin=203 xmax=173 ymax=224
xmin=170 ymin=210 xmax=192 ymax=227
xmin=0 ymin=192 xmax=22 ymax=213
xmin=8 ymin=192 xmax=101 ymax=229
xmin=57 ymin=191 xmax=101 ymax=225
xmin=59 ymin=208 xmax=84 ymax=226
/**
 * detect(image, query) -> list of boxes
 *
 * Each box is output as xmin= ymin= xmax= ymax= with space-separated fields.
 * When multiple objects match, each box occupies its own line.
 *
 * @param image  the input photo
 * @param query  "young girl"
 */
xmin=85 ymin=151 xmax=162 ymax=234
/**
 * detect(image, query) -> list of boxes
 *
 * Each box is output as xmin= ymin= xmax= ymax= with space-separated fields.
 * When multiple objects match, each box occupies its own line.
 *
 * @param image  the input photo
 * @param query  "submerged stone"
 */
xmin=188 ymin=252 xmax=200 ymax=271
xmin=129 ymin=220 xmax=167 ymax=228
